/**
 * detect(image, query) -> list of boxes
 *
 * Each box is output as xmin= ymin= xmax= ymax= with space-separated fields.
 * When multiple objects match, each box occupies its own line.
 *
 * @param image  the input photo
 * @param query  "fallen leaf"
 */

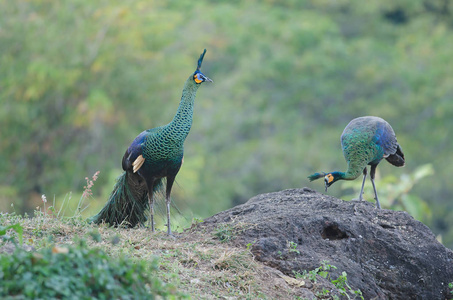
xmin=279 ymin=274 xmax=306 ymax=287
xmin=52 ymin=246 xmax=69 ymax=254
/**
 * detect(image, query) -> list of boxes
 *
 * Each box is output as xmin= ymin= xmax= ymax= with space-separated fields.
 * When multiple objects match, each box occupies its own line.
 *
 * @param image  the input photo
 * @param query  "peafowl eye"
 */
xmin=193 ymin=71 xmax=213 ymax=84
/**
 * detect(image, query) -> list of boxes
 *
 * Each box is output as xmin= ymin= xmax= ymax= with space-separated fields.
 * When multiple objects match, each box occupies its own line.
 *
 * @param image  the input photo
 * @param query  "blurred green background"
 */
xmin=1 ymin=0 xmax=452 ymax=248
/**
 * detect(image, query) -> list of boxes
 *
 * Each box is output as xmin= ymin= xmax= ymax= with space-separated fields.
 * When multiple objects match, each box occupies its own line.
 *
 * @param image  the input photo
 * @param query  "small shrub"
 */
xmin=331 ymin=271 xmax=364 ymax=300
xmin=0 ymin=224 xmax=185 ymax=299
xmin=288 ymin=241 xmax=300 ymax=254
xmin=293 ymin=260 xmax=336 ymax=283
xmin=213 ymin=224 xmax=234 ymax=243
xmin=294 ymin=261 xmax=364 ymax=300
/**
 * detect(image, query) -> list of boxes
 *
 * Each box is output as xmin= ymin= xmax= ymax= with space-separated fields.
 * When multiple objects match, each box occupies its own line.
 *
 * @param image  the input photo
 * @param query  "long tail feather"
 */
xmin=88 ymin=171 xmax=162 ymax=227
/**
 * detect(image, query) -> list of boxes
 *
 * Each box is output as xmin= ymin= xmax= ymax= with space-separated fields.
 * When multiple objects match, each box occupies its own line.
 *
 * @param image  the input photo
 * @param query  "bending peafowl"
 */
xmin=308 ymin=116 xmax=405 ymax=209
xmin=90 ymin=49 xmax=212 ymax=235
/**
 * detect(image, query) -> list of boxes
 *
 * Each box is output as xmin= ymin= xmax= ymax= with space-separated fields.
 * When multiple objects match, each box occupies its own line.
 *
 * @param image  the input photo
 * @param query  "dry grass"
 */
xmin=1 ymin=211 xmax=298 ymax=299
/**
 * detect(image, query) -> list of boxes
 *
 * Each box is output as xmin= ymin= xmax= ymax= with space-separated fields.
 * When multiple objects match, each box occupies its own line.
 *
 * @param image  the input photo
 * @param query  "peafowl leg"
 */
xmin=148 ymin=193 xmax=155 ymax=231
xmin=145 ymin=179 xmax=155 ymax=231
xmin=358 ymin=167 xmax=367 ymax=201
xmin=165 ymin=175 xmax=176 ymax=236
xmin=370 ymin=165 xmax=381 ymax=209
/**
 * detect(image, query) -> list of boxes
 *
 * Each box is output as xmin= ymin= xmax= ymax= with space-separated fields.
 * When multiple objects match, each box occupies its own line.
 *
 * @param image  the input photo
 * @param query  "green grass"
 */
xmin=0 ymin=221 xmax=184 ymax=299
xmin=0 ymin=204 xmax=293 ymax=299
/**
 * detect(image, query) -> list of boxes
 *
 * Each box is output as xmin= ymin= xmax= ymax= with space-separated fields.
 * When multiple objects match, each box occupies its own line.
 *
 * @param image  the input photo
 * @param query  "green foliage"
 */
xmin=288 ymin=240 xmax=300 ymax=254
xmin=213 ymin=224 xmax=235 ymax=243
xmin=294 ymin=261 xmax=364 ymax=299
xmin=0 ymin=223 xmax=23 ymax=246
xmin=245 ymin=241 xmax=256 ymax=251
xmin=0 ymin=229 xmax=182 ymax=299
xmin=294 ymin=260 xmax=336 ymax=283
xmin=449 ymin=282 xmax=453 ymax=297
xmin=331 ymin=271 xmax=364 ymax=300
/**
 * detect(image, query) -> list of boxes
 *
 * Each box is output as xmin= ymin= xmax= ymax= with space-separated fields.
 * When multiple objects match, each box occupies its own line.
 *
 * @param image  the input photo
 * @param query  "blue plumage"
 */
xmin=121 ymin=130 xmax=149 ymax=171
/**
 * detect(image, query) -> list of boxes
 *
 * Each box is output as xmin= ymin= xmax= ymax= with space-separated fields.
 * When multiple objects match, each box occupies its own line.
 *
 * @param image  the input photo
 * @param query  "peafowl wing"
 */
xmin=373 ymin=119 xmax=405 ymax=167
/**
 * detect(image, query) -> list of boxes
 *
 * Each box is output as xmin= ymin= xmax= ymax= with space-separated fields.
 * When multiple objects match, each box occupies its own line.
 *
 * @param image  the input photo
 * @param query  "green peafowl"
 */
xmin=308 ymin=116 xmax=405 ymax=209
xmin=90 ymin=49 xmax=212 ymax=235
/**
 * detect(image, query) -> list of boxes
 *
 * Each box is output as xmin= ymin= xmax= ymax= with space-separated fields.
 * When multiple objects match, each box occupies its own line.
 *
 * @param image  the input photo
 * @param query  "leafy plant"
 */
xmin=0 ymin=228 xmax=185 ymax=299
xmin=294 ymin=261 xmax=363 ymax=299
xmin=213 ymin=224 xmax=235 ymax=243
xmin=246 ymin=240 xmax=256 ymax=251
xmin=0 ymin=223 xmax=23 ymax=246
xmin=192 ymin=217 xmax=204 ymax=226
xmin=331 ymin=271 xmax=364 ymax=300
xmin=293 ymin=260 xmax=336 ymax=283
xmin=288 ymin=241 xmax=300 ymax=254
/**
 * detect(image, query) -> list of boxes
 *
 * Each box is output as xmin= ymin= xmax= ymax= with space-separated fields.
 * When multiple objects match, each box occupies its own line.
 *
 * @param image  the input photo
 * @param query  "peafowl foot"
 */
xmin=374 ymin=197 xmax=381 ymax=209
xmin=164 ymin=225 xmax=177 ymax=239
xmin=167 ymin=233 xmax=177 ymax=239
xmin=166 ymin=224 xmax=173 ymax=236
xmin=352 ymin=195 xmax=364 ymax=201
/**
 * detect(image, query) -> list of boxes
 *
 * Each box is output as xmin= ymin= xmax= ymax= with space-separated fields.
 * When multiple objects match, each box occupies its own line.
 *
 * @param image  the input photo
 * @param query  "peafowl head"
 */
xmin=193 ymin=49 xmax=213 ymax=84
xmin=323 ymin=172 xmax=342 ymax=191
xmin=308 ymin=171 xmax=343 ymax=192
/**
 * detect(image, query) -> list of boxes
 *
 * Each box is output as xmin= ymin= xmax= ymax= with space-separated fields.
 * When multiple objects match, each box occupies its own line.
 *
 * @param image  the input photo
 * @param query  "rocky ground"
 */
xmin=198 ymin=188 xmax=453 ymax=300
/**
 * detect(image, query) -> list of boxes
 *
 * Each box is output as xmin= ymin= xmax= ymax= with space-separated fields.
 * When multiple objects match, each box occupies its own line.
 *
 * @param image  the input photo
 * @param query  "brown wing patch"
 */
xmin=132 ymin=155 xmax=145 ymax=173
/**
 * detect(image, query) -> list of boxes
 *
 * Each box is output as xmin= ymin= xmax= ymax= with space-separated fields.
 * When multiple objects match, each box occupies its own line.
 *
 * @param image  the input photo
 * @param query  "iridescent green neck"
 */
xmin=341 ymin=160 xmax=367 ymax=180
xmin=166 ymin=75 xmax=200 ymax=142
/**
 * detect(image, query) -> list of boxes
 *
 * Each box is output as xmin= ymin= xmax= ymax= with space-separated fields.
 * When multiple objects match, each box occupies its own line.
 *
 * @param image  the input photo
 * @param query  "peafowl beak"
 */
xmin=201 ymin=73 xmax=213 ymax=82
xmin=198 ymin=72 xmax=212 ymax=82
xmin=324 ymin=175 xmax=334 ymax=192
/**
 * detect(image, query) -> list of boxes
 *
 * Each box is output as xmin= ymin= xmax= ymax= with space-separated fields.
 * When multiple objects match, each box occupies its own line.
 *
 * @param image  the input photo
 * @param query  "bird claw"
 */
xmin=164 ymin=232 xmax=177 ymax=240
xmin=352 ymin=198 xmax=364 ymax=201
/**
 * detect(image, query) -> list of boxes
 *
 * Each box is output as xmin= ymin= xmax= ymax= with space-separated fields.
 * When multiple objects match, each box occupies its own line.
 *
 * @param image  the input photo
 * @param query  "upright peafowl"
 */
xmin=308 ymin=116 xmax=405 ymax=209
xmin=90 ymin=49 xmax=212 ymax=235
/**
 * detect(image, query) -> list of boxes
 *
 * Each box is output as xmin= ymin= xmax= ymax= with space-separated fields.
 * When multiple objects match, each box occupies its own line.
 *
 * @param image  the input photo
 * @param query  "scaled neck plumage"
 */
xmin=165 ymin=75 xmax=200 ymax=143
xmin=341 ymin=160 xmax=367 ymax=180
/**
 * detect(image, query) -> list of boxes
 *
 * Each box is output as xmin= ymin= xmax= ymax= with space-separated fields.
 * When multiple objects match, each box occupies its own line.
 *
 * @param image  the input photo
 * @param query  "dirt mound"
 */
xmin=199 ymin=188 xmax=453 ymax=300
